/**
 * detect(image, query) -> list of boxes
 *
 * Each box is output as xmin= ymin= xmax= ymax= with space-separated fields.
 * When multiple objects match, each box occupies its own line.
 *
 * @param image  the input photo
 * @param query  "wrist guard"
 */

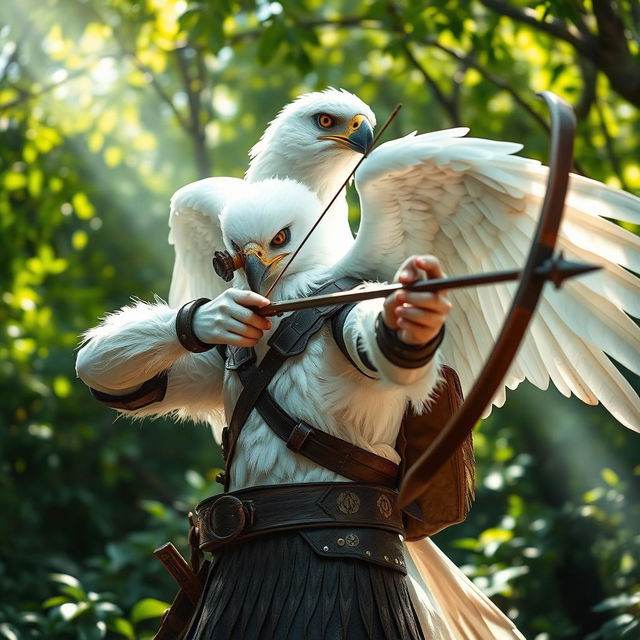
xmin=375 ymin=314 xmax=445 ymax=369
xmin=176 ymin=298 xmax=215 ymax=353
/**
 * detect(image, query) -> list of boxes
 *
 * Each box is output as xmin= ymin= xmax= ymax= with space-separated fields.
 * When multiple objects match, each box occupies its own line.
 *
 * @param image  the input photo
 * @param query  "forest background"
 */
xmin=1 ymin=1 xmax=639 ymax=638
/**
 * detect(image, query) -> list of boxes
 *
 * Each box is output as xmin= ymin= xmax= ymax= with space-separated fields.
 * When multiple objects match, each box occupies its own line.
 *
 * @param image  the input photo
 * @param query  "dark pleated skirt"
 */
xmin=184 ymin=530 xmax=424 ymax=640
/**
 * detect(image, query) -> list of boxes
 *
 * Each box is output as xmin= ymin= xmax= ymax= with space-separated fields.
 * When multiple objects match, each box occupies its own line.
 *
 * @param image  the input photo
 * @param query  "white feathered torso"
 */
xmin=222 ymin=268 xmax=412 ymax=490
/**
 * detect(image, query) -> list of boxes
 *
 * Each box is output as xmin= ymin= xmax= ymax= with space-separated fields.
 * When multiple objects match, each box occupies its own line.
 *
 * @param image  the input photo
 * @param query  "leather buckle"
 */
xmin=208 ymin=495 xmax=253 ymax=542
xmin=286 ymin=422 xmax=313 ymax=452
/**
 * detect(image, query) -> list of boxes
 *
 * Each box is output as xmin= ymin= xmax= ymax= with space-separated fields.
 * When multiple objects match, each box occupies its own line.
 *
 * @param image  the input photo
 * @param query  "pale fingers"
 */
xmin=228 ymin=289 xmax=270 ymax=308
xmin=382 ymin=290 xmax=403 ymax=330
xmin=396 ymin=290 xmax=451 ymax=312
xmin=228 ymin=304 xmax=272 ymax=331
xmin=396 ymin=255 xmax=444 ymax=284
xmin=219 ymin=331 xmax=262 ymax=347
xmin=396 ymin=306 xmax=449 ymax=328
xmin=219 ymin=289 xmax=272 ymax=331
xmin=397 ymin=317 xmax=440 ymax=345
xmin=220 ymin=317 xmax=265 ymax=340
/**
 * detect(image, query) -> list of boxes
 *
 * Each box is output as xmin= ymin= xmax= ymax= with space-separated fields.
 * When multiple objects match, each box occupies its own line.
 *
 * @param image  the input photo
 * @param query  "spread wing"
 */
xmin=334 ymin=129 xmax=640 ymax=431
xmin=168 ymin=177 xmax=245 ymax=307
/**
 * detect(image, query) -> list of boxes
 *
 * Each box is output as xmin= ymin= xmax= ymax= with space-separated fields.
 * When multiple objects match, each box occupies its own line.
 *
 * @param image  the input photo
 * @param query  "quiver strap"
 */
xmin=395 ymin=366 xmax=475 ymax=539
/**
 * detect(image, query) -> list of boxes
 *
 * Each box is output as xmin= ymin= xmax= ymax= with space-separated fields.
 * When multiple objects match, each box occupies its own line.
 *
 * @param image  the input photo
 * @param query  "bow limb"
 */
xmin=398 ymin=92 xmax=576 ymax=508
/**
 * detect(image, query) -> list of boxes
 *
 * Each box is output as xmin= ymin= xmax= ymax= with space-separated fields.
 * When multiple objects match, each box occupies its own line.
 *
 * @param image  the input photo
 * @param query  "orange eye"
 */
xmin=270 ymin=227 xmax=290 ymax=247
xmin=317 ymin=113 xmax=335 ymax=129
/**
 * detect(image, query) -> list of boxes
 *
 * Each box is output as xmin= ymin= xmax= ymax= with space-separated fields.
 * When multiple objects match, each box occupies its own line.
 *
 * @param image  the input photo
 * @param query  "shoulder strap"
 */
xmin=267 ymin=277 xmax=361 ymax=356
xmin=223 ymin=347 xmax=286 ymax=488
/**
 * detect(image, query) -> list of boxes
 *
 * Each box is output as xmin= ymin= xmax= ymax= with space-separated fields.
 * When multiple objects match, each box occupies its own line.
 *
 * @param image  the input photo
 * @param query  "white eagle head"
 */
xmin=245 ymin=88 xmax=376 ymax=203
xmin=220 ymin=178 xmax=344 ymax=295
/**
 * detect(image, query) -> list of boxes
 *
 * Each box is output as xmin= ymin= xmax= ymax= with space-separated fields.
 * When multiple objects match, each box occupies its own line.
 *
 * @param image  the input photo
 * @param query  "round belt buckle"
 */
xmin=208 ymin=495 xmax=247 ymax=542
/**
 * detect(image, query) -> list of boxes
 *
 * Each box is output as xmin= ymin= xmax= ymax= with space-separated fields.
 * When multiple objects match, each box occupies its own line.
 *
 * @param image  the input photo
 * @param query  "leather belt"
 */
xmin=195 ymin=482 xmax=404 ymax=552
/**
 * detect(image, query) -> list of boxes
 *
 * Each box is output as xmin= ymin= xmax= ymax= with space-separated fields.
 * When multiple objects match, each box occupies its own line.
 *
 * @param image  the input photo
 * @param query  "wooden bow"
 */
xmin=397 ymin=91 xmax=577 ymax=507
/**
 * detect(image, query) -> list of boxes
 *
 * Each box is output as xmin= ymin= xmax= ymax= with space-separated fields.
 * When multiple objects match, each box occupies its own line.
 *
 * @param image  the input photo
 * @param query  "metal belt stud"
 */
xmin=206 ymin=495 xmax=254 ymax=543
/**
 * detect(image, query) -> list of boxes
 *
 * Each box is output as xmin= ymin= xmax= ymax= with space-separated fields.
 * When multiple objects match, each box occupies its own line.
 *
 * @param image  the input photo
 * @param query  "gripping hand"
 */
xmin=382 ymin=255 xmax=452 ymax=346
xmin=192 ymin=289 xmax=272 ymax=348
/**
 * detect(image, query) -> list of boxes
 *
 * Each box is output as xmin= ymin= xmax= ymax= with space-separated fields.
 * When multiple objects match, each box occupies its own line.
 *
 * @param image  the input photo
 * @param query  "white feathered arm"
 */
xmin=168 ymin=177 xmax=245 ymax=307
xmin=76 ymin=300 xmax=226 ymax=425
xmin=334 ymin=129 xmax=640 ymax=430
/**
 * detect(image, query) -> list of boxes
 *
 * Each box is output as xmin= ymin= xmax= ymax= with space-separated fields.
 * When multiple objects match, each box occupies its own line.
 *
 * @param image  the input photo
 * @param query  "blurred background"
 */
xmin=1 ymin=1 xmax=639 ymax=638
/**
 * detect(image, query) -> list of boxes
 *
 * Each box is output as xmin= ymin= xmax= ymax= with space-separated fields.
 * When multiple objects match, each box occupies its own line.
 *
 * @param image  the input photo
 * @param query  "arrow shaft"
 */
xmin=259 ymin=268 xmax=523 ymax=316
xmin=259 ymin=256 xmax=599 ymax=317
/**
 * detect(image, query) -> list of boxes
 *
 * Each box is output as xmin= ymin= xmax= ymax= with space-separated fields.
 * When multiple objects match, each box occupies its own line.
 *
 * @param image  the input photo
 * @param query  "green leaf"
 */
xmin=452 ymin=537 xmax=479 ymax=550
xmin=107 ymin=617 xmax=135 ymax=639
xmin=53 ymin=376 xmax=72 ymax=398
xmin=139 ymin=499 xmax=166 ymax=519
xmin=43 ymin=595 xmax=71 ymax=608
xmin=49 ymin=573 xmax=82 ymax=589
xmin=62 ymin=584 xmax=88 ymax=601
xmin=130 ymin=599 xmax=171 ymax=624
xmin=601 ymin=467 xmax=619 ymax=487
xmin=257 ymin=22 xmax=285 ymax=64
xmin=4 ymin=173 xmax=28 ymax=191
xmin=72 ymin=193 xmax=95 ymax=219
xmin=58 ymin=601 xmax=90 ymax=621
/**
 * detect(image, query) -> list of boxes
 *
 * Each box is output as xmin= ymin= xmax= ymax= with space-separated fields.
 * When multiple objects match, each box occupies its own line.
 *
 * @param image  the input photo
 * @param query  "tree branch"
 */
xmin=592 ymin=0 xmax=629 ymax=46
xmin=427 ymin=41 xmax=550 ymax=133
xmin=176 ymin=47 xmax=210 ymax=178
xmin=0 ymin=41 xmax=20 ymax=87
xmin=400 ymin=41 xmax=461 ymax=126
xmin=383 ymin=2 xmax=460 ymax=125
xmin=482 ymin=0 xmax=640 ymax=108
xmin=574 ymin=61 xmax=597 ymax=120
xmin=0 ymin=65 xmax=100 ymax=113
xmin=479 ymin=0 xmax=590 ymax=52
xmin=88 ymin=4 xmax=191 ymax=133
xmin=595 ymin=100 xmax=631 ymax=192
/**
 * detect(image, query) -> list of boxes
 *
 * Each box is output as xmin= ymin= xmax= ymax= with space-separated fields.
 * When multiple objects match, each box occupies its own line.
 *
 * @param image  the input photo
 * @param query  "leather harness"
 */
xmin=217 ymin=277 xmax=400 ymax=493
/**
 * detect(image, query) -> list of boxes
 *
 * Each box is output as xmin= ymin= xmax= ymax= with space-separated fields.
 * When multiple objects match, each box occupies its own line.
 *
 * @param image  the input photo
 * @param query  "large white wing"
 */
xmin=168 ymin=177 xmax=245 ymax=307
xmin=335 ymin=130 xmax=640 ymax=431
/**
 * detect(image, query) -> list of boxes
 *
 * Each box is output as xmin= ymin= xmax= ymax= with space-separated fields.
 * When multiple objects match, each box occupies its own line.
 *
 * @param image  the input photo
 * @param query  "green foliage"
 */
xmin=1 ymin=1 xmax=638 ymax=638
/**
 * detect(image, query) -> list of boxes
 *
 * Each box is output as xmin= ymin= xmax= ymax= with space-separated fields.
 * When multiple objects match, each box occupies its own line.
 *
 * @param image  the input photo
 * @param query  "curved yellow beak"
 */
xmin=243 ymin=245 xmax=289 ymax=293
xmin=318 ymin=114 xmax=374 ymax=153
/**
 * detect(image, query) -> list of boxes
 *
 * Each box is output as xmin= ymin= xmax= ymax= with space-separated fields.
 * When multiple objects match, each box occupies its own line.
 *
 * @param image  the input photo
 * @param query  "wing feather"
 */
xmin=168 ymin=177 xmax=244 ymax=307
xmin=337 ymin=128 xmax=640 ymax=430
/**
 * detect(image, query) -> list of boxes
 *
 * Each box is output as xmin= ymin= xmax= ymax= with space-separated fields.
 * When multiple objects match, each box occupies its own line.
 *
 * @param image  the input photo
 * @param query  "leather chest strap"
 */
xmin=236 ymin=363 xmax=399 ymax=488
xmin=223 ymin=276 xmax=362 ymax=489
xmin=223 ymin=347 xmax=286 ymax=487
